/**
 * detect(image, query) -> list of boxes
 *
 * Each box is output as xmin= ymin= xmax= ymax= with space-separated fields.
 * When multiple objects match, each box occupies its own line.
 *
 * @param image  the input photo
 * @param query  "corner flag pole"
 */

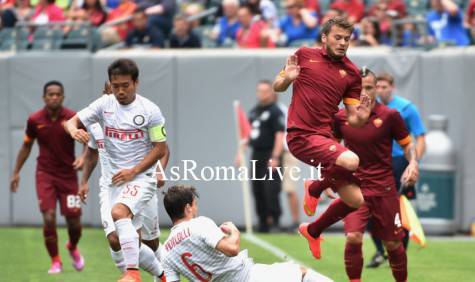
xmin=233 ymin=100 xmax=253 ymax=235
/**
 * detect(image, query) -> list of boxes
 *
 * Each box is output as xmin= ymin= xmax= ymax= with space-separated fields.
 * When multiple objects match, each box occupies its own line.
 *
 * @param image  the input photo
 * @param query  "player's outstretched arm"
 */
xmin=273 ymin=55 xmax=300 ymax=92
xmin=64 ymin=115 xmax=89 ymax=144
xmin=10 ymin=138 xmax=34 ymax=193
xmin=78 ymin=146 xmax=98 ymax=203
xmin=216 ymin=222 xmax=241 ymax=257
xmin=112 ymin=141 xmax=167 ymax=186
xmin=401 ymin=142 xmax=419 ymax=187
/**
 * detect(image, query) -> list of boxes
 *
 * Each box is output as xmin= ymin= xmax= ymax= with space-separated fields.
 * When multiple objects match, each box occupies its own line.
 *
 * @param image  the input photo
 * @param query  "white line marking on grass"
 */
xmin=243 ymin=233 xmax=309 ymax=268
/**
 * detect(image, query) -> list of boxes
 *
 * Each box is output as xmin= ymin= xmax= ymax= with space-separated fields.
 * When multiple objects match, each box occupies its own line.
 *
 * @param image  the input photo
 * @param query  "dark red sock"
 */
xmin=308 ymin=199 xmax=356 ymax=238
xmin=344 ymin=242 xmax=363 ymax=280
xmin=309 ymin=165 xmax=360 ymax=198
xmin=388 ymin=244 xmax=408 ymax=282
xmin=43 ymin=225 xmax=59 ymax=260
xmin=308 ymin=179 xmax=329 ymax=198
xmin=66 ymin=218 xmax=82 ymax=250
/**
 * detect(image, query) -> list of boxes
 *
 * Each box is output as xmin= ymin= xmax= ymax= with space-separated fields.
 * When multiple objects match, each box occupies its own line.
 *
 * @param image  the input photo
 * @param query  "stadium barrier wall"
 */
xmin=1 ymin=48 xmax=474 ymax=232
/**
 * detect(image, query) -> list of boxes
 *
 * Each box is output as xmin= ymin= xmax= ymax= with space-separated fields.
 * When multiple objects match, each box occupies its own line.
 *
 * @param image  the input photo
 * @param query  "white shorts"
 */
xmin=250 ymin=262 xmax=301 ymax=282
xmin=250 ymin=262 xmax=332 ymax=282
xmin=99 ymin=179 xmax=159 ymax=240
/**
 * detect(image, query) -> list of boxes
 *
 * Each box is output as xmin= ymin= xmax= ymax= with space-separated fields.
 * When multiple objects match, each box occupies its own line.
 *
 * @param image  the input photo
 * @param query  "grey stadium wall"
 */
xmin=0 ymin=48 xmax=474 ymax=231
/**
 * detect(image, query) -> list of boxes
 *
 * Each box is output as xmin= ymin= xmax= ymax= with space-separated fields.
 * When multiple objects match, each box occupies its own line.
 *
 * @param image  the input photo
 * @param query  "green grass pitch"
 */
xmin=1 ymin=227 xmax=474 ymax=281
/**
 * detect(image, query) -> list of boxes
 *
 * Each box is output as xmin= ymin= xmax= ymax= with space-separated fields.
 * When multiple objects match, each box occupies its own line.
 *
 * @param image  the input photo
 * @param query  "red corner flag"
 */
xmin=234 ymin=101 xmax=251 ymax=141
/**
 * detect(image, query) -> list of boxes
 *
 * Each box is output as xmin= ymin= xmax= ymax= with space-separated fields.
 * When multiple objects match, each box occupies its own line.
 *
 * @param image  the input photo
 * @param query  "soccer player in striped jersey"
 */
xmin=161 ymin=185 xmax=334 ymax=282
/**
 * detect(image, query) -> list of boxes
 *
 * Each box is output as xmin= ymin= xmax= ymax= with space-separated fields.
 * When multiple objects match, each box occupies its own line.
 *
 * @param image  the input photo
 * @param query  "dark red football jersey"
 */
xmin=334 ymin=103 xmax=411 ymax=196
xmin=25 ymin=107 xmax=77 ymax=176
xmin=286 ymin=47 xmax=362 ymax=137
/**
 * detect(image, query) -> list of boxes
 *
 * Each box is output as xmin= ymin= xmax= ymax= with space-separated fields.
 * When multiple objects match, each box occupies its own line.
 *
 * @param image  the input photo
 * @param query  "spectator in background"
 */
xmin=330 ymin=0 xmax=364 ymax=23
xmin=31 ymin=0 xmax=65 ymax=25
xmin=236 ymin=4 xmax=274 ymax=48
xmin=169 ymin=14 xmax=201 ymax=47
xmin=141 ymin=0 xmax=176 ymax=37
xmin=426 ymin=0 xmax=470 ymax=46
xmin=278 ymin=0 xmax=319 ymax=46
xmin=372 ymin=1 xmax=393 ymax=44
xmin=246 ymin=0 xmax=278 ymax=27
xmin=354 ymin=17 xmax=381 ymax=46
xmin=126 ymin=8 xmax=165 ymax=48
xmin=67 ymin=0 xmax=107 ymax=27
xmin=211 ymin=0 xmax=240 ymax=46
xmin=0 ymin=0 xmax=15 ymax=11
xmin=304 ymin=0 xmax=321 ymax=18
xmin=1 ymin=0 xmax=33 ymax=28
xmin=464 ymin=0 xmax=475 ymax=42
xmin=104 ymin=0 xmax=121 ymax=10
xmin=100 ymin=0 xmax=136 ymax=45
xmin=369 ymin=0 xmax=407 ymax=19
xmin=65 ymin=0 xmax=107 ymax=34
xmin=183 ymin=3 xmax=203 ymax=28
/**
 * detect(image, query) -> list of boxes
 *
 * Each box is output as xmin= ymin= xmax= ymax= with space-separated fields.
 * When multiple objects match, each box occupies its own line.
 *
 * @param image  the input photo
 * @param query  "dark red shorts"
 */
xmin=35 ymin=170 xmax=81 ymax=217
xmin=287 ymin=131 xmax=347 ymax=171
xmin=344 ymin=195 xmax=404 ymax=241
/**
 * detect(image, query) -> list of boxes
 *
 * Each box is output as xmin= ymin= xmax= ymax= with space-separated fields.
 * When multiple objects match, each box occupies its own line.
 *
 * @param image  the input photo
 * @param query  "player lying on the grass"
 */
xmin=332 ymin=67 xmax=419 ymax=282
xmin=273 ymin=17 xmax=371 ymax=260
xmin=161 ymin=185 xmax=334 ymax=282
xmin=78 ymin=119 xmax=169 ymax=281
xmin=64 ymin=58 xmax=168 ymax=282
xmin=10 ymin=80 xmax=85 ymax=274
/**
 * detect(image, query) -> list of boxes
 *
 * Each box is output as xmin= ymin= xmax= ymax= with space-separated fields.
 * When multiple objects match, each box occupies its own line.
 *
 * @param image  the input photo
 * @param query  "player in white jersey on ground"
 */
xmin=79 ymin=122 xmax=168 ymax=281
xmin=161 ymin=185 xmax=334 ymax=282
xmin=65 ymin=59 xmax=168 ymax=282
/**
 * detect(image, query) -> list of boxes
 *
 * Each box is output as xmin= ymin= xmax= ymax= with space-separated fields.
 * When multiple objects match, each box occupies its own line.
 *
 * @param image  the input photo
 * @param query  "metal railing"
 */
xmin=13 ymin=21 xmax=94 ymax=51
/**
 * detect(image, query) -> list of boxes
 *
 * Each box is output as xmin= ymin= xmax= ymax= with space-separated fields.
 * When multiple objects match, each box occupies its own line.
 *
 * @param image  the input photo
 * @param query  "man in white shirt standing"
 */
xmin=161 ymin=185 xmax=334 ymax=282
xmin=65 ymin=59 xmax=168 ymax=282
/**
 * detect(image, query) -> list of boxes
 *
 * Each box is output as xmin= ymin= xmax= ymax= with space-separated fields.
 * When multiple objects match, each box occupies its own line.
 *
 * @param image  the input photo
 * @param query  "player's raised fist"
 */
xmin=71 ymin=128 xmax=90 ymax=144
xmin=10 ymin=173 xmax=20 ymax=193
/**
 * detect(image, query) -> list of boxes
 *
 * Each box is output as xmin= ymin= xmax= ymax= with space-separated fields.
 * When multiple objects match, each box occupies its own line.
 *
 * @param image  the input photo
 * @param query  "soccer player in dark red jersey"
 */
xmin=10 ymin=81 xmax=86 ymax=274
xmin=333 ymin=68 xmax=418 ymax=282
xmin=273 ymin=17 xmax=371 ymax=259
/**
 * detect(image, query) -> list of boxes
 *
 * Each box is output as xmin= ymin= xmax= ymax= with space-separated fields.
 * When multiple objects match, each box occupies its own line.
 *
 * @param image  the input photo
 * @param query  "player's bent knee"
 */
xmin=346 ymin=232 xmax=363 ymax=244
xmin=111 ymin=204 xmax=132 ymax=221
xmin=43 ymin=210 xmax=56 ymax=226
xmin=383 ymin=240 xmax=401 ymax=251
xmin=142 ymin=239 xmax=159 ymax=252
xmin=336 ymin=151 xmax=360 ymax=171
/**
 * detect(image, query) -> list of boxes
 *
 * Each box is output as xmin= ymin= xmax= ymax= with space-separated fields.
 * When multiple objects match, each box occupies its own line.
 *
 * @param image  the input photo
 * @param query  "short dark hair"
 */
xmin=43 ymin=80 xmax=64 ymax=96
xmin=321 ymin=16 xmax=354 ymax=36
xmin=360 ymin=66 xmax=376 ymax=79
xmin=376 ymin=72 xmax=394 ymax=85
xmin=360 ymin=66 xmax=376 ymax=84
xmin=163 ymin=185 xmax=199 ymax=222
xmin=108 ymin=58 xmax=139 ymax=82
xmin=258 ymin=79 xmax=272 ymax=87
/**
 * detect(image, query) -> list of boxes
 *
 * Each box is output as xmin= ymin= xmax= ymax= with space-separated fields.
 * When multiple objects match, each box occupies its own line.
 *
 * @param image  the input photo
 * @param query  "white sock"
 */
xmin=303 ymin=269 xmax=334 ymax=282
xmin=154 ymin=245 xmax=163 ymax=262
xmin=115 ymin=218 xmax=140 ymax=269
xmin=139 ymin=244 xmax=164 ymax=277
xmin=110 ymin=249 xmax=127 ymax=273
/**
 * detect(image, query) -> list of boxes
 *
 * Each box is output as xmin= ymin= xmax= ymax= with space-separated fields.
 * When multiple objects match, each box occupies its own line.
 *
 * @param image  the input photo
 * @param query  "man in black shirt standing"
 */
xmin=240 ymin=80 xmax=286 ymax=233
